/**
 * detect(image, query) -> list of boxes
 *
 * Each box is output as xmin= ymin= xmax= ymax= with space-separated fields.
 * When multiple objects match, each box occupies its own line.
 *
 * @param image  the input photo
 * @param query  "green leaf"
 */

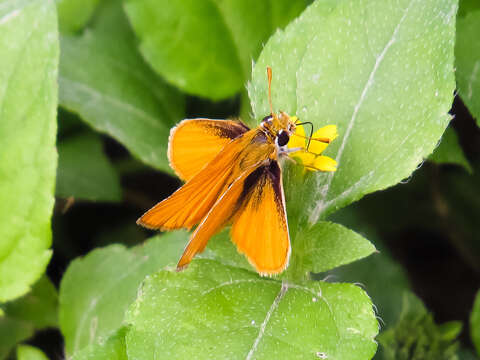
xmin=125 ymin=259 xmax=378 ymax=359
xmin=456 ymin=10 xmax=480 ymax=125
xmin=333 ymin=251 xmax=410 ymax=328
xmin=328 ymin=204 xmax=412 ymax=326
xmin=200 ymin=161 xmax=376 ymax=280
xmin=249 ymin=0 xmax=457 ymax=222
xmin=378 ymin=292 xmax=461 ymax=360
xmin=280 ymin=162 xmax=376 ymax=280
xmin=202 ymin=220 xmax=376 ymax=279
xmin=73 ymin=327 xmax=128 ymax=360
xmin=0 ymin=276 xmax=58 ymax=359
xmin=200 ymin=229 xmax=252 ymax=271
xmin=471 ymin=290 xmax=480 ymax=356
xmin=456 ymin=348 xmax=478 ymax=360
xmin=0 ymin=0 xmax=59 ymax=302
xmin=16 ymin=345 xmax=48 ymax=360
xmin=458 ymin=0 xmax=480 ymax=18
xmin=0 ymin=316 xmax=32 ymax=360
xmin=438 ymin=322 xmax=463 ymax=341
xmin=429 ymin=127 xmax=472 ymax=173
xmin=124 ymin=0 xmax=307 ymax=100
xmin=0 ymin=276 xmax=57 ymax=329
xmin=59 ymin=1 xmax=184 ymax=172
xmin=56 ymin=133 xmax=122 ymax=202
xmin=286 ymin=221 xmax=377 ymax=277
xmin=59 ymin=231 xmax=188 ymax=356
xmin=56 ymin=0 xmax=102 ymax=33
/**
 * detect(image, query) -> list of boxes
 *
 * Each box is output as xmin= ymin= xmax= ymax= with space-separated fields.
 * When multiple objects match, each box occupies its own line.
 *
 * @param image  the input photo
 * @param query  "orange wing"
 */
xmin=168 ymin=118 xmax=250 ymax=181
xmin=176 ymin=168 xmax=258 ymax=270
xmin=230 ymin=160 xmax=290 ymax=275
xmin=137 ymin=128 xmax=272 ymax=231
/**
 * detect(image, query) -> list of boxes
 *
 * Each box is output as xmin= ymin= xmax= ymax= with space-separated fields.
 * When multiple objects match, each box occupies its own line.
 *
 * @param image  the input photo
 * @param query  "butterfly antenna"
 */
xmin=267 ymin=66 xmax=274 ymax=117
xmin=296 ymin=121 xmax=314 ymax=150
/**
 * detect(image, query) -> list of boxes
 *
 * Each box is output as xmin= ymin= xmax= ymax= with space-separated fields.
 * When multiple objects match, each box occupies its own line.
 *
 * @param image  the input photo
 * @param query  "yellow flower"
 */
xmin=288 ymin=124 xmax=338 ymax=172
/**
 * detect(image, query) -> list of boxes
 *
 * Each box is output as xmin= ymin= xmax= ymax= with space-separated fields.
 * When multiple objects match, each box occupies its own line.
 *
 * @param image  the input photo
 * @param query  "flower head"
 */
xmin=288 ymin=124 xmax=338 ymax=172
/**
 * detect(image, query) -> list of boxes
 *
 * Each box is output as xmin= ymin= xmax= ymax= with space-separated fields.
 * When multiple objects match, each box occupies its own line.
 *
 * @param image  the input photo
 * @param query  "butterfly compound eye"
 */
xmin=277 ymin=130 xmax=290 ymax=146
xmin=262 ymin=115 xmax=273 ymax=123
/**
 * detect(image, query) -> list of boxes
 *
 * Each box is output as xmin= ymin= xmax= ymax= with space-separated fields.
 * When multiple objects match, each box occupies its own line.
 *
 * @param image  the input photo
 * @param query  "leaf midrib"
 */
xmin=71 ymin=250 xmax=149 ymax=353
xmin=58 ymin=76 xmax=166 ymax=131
xmin=309 ymin=0 xmax=417 ymax=224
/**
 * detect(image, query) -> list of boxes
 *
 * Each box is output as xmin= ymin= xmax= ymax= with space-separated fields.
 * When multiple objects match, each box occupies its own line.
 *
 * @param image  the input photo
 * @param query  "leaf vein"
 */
xmin=72 ymin=254 xmax=149 ymax=353
xmin=59 ymin=76 xmax=165 ymax=130
xmin=0 ymin=8 xmax=20 ymax=24
xmin=310 ymin=0 xmax=416 ymax=223
xmin=321 ymin=132 xmax=414 ymax=214
xmin=468 ymin=60 xmax=480 ymax=99
xmin=245 ymin=281 xmax=287 ymax=360
xmin=288 ymin=283 xmax=340 ymax=338
xmin=201 ymin=278 xmax=273 ymax=296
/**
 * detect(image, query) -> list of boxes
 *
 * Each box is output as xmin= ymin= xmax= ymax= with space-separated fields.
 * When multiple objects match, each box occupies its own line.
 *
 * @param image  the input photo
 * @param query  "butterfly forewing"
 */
xmin=168 ymin=119 xmax=250 ymax=181
xmin=137 ymin=128 xmax=272 ymax=231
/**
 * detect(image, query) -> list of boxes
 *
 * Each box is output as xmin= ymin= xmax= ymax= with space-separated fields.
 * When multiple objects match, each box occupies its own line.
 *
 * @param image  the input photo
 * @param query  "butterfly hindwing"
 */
xmin=231 ymin=160 xmax=290 ymax=275
xmin=176 ymin=167 xmax=258 ymax=270
xmin=168 ymin=118 xmax=250 ymax=181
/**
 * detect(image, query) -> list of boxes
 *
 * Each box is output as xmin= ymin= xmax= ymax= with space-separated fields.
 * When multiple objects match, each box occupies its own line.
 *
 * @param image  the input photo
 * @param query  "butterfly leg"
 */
xmin=281 ymin=146 xmax=303 ymax=154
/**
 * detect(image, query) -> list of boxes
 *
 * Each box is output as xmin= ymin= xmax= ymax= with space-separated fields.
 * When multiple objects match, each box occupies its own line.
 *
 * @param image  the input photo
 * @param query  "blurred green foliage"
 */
xmin=456 ymin=7 xmax=480 ymax=125
xmin=471 ymin=291 xmax=480 ymax=356
xmin=15 ymin=345 xmax=49 ymax=360
xmin=428 ymin=127 xmax=472 ymax=173
xmin=56 ymin=0 xmax=101 ymax=33
xmin=0 ymin=277 xmax=58 ymax=358
xmin=59 ymin=1 xmax=184 ymax=171
xmin=56 ymin=133 xmax=122 ymax=202
xmin=59 ymin=232 xmax=187 ymax=356
xmin=379 ymin=293 xmax=462 ymax=360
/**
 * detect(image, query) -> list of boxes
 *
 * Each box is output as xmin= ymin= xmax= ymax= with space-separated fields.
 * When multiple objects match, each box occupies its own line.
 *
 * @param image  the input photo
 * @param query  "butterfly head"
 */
xmin=260 ymin=111 xmax=298 ymax=147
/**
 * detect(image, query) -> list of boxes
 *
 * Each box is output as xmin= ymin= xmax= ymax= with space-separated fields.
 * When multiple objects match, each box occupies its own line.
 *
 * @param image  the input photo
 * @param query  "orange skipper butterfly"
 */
xmin=137 ymin=67 xmax=337 ymax=275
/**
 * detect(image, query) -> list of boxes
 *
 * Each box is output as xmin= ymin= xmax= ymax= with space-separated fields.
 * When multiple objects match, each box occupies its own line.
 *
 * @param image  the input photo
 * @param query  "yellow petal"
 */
xmin=288 ymin=124 xmax=306 ymax=149
xmin=307 ymin=140 xmax=328 ymax=155
xmin=291 ymin=151 xmax=315 ymax=166
xmin=312 ymin=125 xmax=338 ymax=142
xmin=312 ymin=156 xmax=337 ymax=172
